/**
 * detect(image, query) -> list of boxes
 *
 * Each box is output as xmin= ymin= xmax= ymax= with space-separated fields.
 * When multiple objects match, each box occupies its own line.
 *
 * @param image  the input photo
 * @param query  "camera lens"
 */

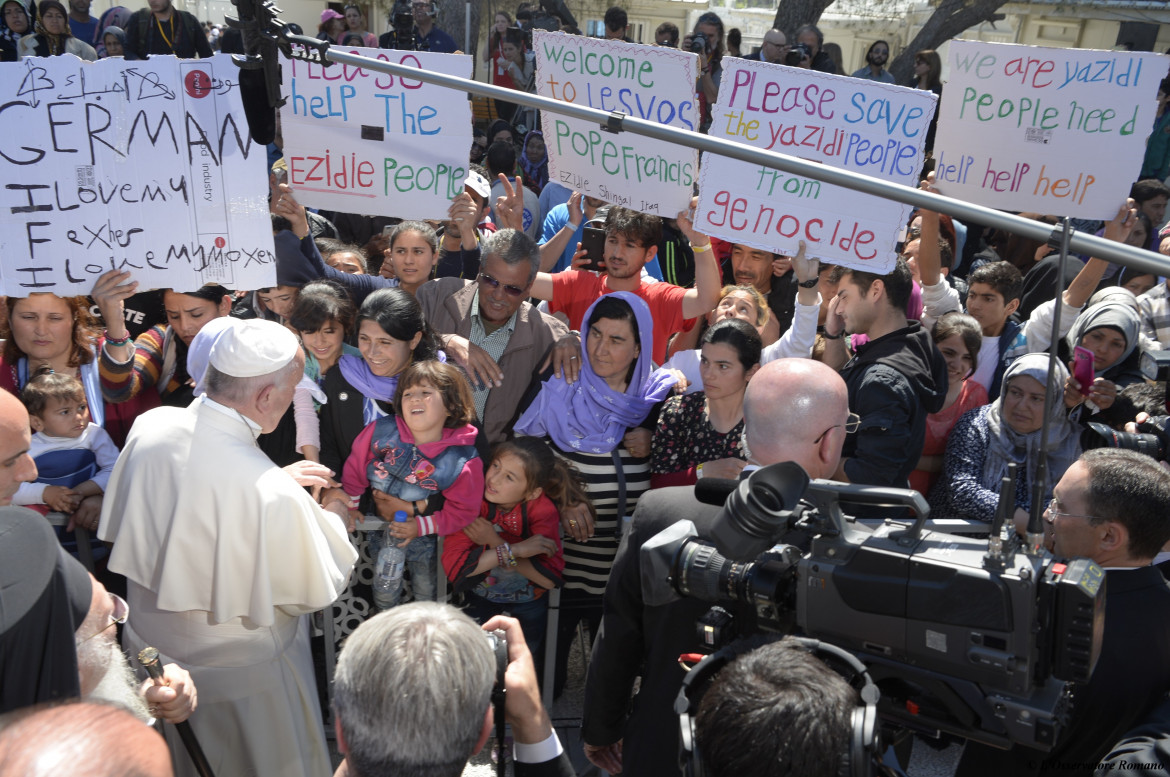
xmin=1081 ymin=422 xmax=1166 ymax=460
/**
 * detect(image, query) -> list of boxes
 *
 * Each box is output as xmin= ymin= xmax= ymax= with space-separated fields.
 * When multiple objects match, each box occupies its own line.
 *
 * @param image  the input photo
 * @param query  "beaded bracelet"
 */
xmin=502 ymin=542 xmax=518 ymax=567
xmin=104 ymin=329 xmax=132 ymax=347
xmin=495 ymin=545 xmax=508 ymax=569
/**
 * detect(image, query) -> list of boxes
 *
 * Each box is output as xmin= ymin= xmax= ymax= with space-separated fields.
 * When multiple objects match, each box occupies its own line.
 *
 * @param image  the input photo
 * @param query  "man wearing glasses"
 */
xmin=416 ymin=229 xmax=573 ymax=445
xmin=743 ymin=29 xmax=787 ymax=65
xmin=582 ymin=358 xmax=853 ymax=777
xmin=958 ymin=448 xmax=1170 ymax=776
xmin=381 ymin=0 xmax=456 ymax=53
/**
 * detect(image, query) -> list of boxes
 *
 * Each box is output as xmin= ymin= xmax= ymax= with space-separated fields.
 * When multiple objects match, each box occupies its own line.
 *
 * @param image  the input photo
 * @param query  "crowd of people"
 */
xmin=5 ymin=2 xmax=1170 ymax=777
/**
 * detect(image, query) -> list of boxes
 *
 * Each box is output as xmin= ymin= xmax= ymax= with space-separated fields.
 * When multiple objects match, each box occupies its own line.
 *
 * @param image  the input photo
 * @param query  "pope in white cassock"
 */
xmin=99 ymin=318 xmax=358 ymax=777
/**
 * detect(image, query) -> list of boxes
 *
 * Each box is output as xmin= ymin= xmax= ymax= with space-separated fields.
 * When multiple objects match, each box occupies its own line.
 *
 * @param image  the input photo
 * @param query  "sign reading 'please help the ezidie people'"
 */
xmin=695 ymin=59 xmax=936 ymax=273
xmin=933 ymin=40 xmax=1167 ymax=218
xmin=535 ymin=30 xmax=699 ymax=218
xmin=279 ymin=46 xmax=473 ymax=220
xmin=0 ymin=53 xmax=273 ymax=296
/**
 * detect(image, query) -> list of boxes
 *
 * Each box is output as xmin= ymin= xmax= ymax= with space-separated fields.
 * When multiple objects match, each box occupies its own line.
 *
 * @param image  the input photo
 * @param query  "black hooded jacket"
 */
xmin=839 ymin=320 xmax=948 ymax=488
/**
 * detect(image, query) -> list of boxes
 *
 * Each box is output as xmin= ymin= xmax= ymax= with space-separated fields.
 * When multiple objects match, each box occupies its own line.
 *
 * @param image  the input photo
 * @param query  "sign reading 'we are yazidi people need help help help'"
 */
xmin=279 ymin=46 xmax=473 ymax=220
xmin=0 ymin=53 xmax=274 ymax=296
xmin=535 ymin=31 xmax=699 ymax=218
xmin=695 ymin=59 xmax=937 ymax=273
xmin=933 ymin=40 xmax=1168 ymax=218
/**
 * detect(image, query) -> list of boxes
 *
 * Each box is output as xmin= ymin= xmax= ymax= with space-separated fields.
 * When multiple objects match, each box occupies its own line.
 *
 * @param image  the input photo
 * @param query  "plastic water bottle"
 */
xmin=372 ymin=511 xmax=408 ymax=610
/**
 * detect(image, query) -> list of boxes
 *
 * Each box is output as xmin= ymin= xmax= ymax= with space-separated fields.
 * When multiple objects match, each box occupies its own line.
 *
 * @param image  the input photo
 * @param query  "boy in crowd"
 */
xmin=529 ymin=204 xmax=721 ymax=365
xmin=14 ymin=371 xmax=119 ymax=519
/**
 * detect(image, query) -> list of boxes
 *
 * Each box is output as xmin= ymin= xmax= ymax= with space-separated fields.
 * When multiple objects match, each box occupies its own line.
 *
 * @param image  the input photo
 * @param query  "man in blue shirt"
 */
xmin=415 ymin=0 xmax=455 ymax=52
xmin=850 ymin=40 xmax=896 ymax=83
xmin=67 ymin=0 xmax=98 ymax=45
xmin=538 ymin=193 xmax=605 ymax=272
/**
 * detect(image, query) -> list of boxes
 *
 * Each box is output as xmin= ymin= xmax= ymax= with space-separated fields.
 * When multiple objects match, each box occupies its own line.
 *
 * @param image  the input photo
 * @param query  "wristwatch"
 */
xmin=798 ymin=278 xmax=819 ymax=289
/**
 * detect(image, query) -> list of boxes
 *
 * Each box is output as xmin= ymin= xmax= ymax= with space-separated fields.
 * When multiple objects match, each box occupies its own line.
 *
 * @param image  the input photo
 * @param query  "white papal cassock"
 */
xmin=100 ymin=398 xmax=358 ymax=777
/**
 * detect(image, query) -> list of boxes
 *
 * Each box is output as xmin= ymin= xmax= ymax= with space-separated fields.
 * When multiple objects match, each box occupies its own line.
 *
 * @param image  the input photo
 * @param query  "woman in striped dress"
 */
xmin=514 ymin=292 xmax=677 ymax=692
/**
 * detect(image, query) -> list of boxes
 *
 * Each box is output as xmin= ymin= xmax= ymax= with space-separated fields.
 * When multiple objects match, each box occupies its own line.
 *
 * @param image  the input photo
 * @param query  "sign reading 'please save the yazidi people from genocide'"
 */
xmin=0 ymin=53 xmax=274 ymax=296
xmin=933 ymin=40 xmax=1168 ymax=218
xmin=695 ymin=59 xmax=936 ymax=273
xmin=535 ymin=30 xmax=699 ymax=218
xmin=279 ymin=46 xmax=473 ymax=220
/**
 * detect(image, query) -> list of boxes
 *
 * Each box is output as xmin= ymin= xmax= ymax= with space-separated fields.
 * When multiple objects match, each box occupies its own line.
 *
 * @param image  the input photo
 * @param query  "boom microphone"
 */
xmin=228 ymin=0 xmax=284 ymax=145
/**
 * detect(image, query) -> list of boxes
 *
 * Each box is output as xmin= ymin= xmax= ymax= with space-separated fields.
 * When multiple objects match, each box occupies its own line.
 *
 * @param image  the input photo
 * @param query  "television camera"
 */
xmin=642 ymin=462 xmax=1105 ymax=753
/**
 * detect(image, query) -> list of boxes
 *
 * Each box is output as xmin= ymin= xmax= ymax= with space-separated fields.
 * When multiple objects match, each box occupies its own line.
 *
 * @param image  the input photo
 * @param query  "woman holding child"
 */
xmin=514 ymin=292 xmax=677 ymax=692
xmin=0 ymin=288 xmax=160 ymax=532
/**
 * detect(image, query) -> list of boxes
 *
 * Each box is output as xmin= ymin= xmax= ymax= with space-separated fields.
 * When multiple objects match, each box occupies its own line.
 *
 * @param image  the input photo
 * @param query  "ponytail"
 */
xmin=492 ymin=437 xmax=595 ymax=520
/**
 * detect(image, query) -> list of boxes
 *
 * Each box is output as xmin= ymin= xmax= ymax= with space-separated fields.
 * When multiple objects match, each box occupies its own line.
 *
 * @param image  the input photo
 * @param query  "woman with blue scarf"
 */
xmin=316 ymin=288 xmax=451 ymax=644
xmin=515 ymin=291 xmax=677 ymax=693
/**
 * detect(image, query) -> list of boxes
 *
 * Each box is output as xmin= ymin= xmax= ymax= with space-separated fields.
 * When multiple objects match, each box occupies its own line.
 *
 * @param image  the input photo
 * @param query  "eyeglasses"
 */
xmin=477 ymin=272 xmax=527 ymax=298
xmin=79 ymin=592 xmax=128 ymax=644
xmin=814 ymin=412 xmax=861 ymax=444
xmin=1043 ymin=499 xmax=1097 ymax=524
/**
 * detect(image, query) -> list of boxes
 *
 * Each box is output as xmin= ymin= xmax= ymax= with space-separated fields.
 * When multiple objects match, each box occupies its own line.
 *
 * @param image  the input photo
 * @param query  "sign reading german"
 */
xmin=0 ymin=54 xmax=273 ymax=295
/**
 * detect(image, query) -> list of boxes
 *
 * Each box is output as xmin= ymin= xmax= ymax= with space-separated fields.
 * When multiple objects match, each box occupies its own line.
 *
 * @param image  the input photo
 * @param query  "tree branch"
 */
xmin=888 ymin=0 xmax=1008 ymax=84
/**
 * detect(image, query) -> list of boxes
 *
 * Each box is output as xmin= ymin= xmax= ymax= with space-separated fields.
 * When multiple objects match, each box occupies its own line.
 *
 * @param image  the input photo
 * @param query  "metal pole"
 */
xmin=1026 ymin=218 xmax=1074 ymax=556
xmin=314 ymin=43 xmax=1170 ymax=277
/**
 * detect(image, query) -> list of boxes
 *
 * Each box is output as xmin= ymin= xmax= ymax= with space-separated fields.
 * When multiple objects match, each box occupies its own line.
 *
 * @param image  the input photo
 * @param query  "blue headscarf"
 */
xmin=514 ymin=292 xmax=677 ymax=453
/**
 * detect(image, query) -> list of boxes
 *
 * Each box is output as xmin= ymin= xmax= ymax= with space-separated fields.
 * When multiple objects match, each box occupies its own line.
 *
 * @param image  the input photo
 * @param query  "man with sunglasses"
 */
xmin=958 ymin=448 xmax=1170 ymax=776
xmin=582 ymin=358 xmax=853 ymax=777
xmin=416 ymin=228 xmax=572 ymax=445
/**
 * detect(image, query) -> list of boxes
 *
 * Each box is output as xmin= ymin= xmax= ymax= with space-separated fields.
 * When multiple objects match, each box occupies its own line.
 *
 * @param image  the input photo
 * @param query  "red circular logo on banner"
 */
xmin=214 ymin=237 xmax=226 ymax=248
xmin=184 ymin=70 xmax=212 ymax=99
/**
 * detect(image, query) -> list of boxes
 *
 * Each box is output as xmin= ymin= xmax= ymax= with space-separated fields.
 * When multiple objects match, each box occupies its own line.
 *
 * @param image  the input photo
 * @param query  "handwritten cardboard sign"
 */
xmin=534 ymin=31 xmax=698 ymax=217
xmin=0 ymin=54 xmax=273 ymax=296
xmin=694 ymin=60 xmax=936 ymax=272
xmin=279 ymin=47 xmax=472 ymax=220
xmin=934 ymin=40 xmax=1167 ymax=218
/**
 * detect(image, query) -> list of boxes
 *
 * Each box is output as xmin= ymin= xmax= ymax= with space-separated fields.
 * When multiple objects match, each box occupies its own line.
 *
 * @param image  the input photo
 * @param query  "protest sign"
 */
xmin=0 ymin=54 xmax=272 ymax=296
xmin=694 ymin=59 xmax=936 ymax=272
xmin=279 ymin=47 xmax=472 ymax=220
xmin=933 ymin=40 xmax=1167 ymax=218
xmin=534 ymin=31 xmax=698 ymax=217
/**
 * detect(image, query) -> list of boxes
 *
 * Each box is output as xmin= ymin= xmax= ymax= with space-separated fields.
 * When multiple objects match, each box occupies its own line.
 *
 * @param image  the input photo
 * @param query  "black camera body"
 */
xmin=786 ymin=42 xmax=812 ymax=66
xmin=1083 ymin=413 xmax=1170 ymax=460
xmin=384 ymin=1 xmax=426 ymax=51
xmin=689 ymin=31 xmax=707 ymax=55
xmin=642 ymin=463 xmax=1106 ymax=752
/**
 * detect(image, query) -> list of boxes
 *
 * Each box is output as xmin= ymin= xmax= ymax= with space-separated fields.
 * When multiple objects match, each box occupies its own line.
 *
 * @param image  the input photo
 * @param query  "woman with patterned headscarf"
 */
xmin=93 ymin=4 xmax=130 ymax=56
xmin=17 ymin=0 xmax=95 ymax=59
xmin=0 ymin=0 xmax=33 ymax=61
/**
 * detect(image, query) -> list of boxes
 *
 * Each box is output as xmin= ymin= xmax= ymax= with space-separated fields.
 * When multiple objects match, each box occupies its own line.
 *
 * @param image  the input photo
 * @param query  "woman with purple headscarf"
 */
xmin=514 ymin=291 xmax=677 ymax=693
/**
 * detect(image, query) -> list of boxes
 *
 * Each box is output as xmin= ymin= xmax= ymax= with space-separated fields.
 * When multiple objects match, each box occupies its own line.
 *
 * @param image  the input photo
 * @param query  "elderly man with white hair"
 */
xmin=100 ymin=318 xmax=358 ymax=777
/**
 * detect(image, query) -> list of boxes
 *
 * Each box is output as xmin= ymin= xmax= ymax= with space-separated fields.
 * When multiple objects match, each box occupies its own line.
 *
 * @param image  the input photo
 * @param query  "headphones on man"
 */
xmin=676 ymin=637 xmax=884 ymax=777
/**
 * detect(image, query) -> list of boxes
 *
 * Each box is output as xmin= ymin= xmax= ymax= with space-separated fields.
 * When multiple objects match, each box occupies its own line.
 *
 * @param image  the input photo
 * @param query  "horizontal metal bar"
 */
xmin=324 ymin=47 xmax=1170 ymax=277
